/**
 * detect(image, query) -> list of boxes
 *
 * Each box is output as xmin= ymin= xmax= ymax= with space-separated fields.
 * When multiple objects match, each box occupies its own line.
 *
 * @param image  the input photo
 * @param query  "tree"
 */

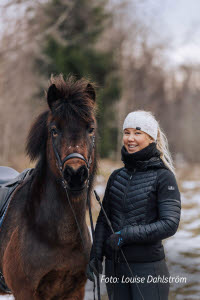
xmin=35 ymin=0 xmax=121 ymax=157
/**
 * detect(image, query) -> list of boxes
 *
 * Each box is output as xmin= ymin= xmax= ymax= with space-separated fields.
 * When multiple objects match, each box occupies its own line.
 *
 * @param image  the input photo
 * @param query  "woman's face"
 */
xmin=123 ymin=128 xmax=153 ymax=153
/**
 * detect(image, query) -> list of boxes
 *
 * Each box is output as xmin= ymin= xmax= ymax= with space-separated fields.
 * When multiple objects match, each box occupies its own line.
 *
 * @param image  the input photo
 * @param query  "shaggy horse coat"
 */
xmin=0 ymin=75 xmax=97 ymax=300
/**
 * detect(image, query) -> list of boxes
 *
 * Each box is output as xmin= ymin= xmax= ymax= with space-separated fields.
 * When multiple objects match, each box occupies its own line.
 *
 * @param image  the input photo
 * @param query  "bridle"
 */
xmin=51 ymin=130 xmax=95 ymax=179
xmin=51 ymin=128 xmax=95 ymax=191
xmin=51 ymin=128 xmax=101 ymax=300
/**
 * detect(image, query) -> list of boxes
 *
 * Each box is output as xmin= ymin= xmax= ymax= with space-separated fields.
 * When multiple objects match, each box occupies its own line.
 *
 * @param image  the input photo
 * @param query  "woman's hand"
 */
xmin=106 ymin=231 xmax=124 ymax=251
xmin=86 ymin=258 xmax=103 ymax=282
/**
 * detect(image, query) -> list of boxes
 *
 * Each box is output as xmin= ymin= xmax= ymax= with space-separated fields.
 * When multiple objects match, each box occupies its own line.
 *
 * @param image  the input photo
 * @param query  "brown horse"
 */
xmin=0 ymin=75 xmax=97 ymax=300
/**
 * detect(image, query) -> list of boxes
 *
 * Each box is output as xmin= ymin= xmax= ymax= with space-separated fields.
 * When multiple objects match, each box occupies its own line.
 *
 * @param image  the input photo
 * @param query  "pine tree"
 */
xmin=36 ymin=0 xmax=121 ymax=157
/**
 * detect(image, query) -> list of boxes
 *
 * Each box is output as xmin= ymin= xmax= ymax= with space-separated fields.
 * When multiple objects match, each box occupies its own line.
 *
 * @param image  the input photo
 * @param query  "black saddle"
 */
xmin=0 ymin=167 xmax=33 ymax=220
xmin=0 ymin=166 xmax=33 ymax=294
xmin=0 ymin=166 xmax=19 ymax=185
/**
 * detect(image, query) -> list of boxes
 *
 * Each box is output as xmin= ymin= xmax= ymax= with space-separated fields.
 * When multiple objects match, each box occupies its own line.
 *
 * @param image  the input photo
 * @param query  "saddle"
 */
xmin=0 ymin=167 xmax=33 ymax=224
xmin=0 ymin=166 xmax=33 ymax=293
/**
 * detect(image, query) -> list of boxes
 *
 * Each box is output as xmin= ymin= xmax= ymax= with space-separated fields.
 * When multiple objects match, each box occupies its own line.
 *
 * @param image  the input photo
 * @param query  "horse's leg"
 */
xmin=3 ymin=229 xmax=39 ymax=300
xmin=14 ymin=289 xmax=38 ymax=300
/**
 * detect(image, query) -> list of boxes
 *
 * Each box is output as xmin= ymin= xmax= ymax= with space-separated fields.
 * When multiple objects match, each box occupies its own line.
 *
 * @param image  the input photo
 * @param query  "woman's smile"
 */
xmin=127 ymin=144 xmax=138 ymax=152
xmin=123 ymin=128 xmax=153 ymax=153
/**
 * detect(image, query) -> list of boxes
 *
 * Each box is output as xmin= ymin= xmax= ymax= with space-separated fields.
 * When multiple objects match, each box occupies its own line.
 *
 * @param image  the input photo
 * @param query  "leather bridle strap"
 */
xmin=51 ymin=131 xmax=95 ymax=173
xmin=51 ymin=130 xmax=101 ymax=300
xmin=51 ymin=132 xmax=63 ymax=172
xmin=62 ymin=153 xmax=89 ymax=169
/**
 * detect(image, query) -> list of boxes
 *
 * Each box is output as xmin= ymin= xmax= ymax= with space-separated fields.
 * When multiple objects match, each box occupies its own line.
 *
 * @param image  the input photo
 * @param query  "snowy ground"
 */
xmin=164 ymin=178 xmax=200 ymax=300
xmin=0 ymin=171 xmax=200 ymax=299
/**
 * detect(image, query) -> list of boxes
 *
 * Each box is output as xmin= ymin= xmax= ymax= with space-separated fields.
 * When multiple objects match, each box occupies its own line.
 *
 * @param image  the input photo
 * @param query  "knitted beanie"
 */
xmin=123 ymin=111 xmax=158 ymax=141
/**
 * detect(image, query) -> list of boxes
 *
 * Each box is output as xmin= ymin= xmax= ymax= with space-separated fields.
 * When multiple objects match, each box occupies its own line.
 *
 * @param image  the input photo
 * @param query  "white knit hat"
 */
xmin=123 ymin=111 xmax=158 ymax=141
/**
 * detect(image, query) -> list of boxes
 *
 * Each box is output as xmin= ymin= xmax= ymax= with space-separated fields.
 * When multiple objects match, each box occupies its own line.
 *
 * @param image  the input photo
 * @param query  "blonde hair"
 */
xmin=156 ymin=124 xmax=175 ymax=175
xmin=140 ymin=111 xmax=175 ymax=175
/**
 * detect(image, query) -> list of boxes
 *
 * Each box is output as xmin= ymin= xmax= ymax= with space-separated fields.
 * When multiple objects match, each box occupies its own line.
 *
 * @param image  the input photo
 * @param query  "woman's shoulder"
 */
xmin=156 ymin=167 xmax=179 ymax=190
xmin=107 ymin=167 xmax=125 ymax=186
xmin=156 ymin=166 xmax=176 ymax=179
xmin=109 ymin=167 xmax=124 ymax=180
xmin=102 ymin=168 xmax=125 ymax=198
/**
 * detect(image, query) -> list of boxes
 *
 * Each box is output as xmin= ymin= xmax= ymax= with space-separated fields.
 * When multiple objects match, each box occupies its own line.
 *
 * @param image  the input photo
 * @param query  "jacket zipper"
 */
xmin=117 ymin=171 xmax=135 ymax=263
xmin=117 ymin=169 xmax=135 ymax=263
xmin=121 ymin=170 xmax=135 ymax=227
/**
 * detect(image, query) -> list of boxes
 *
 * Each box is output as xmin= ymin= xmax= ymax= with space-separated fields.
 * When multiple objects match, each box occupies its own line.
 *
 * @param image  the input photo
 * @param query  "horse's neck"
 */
xmin=30 ymin=168 xmax=88 ymax=244
xmin=45 ymin=173 xmax=87 ymax=219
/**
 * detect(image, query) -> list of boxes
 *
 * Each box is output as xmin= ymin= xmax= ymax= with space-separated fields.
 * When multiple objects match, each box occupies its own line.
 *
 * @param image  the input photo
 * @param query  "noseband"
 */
xmin=51 ymin=130 xmax=95 ymax=186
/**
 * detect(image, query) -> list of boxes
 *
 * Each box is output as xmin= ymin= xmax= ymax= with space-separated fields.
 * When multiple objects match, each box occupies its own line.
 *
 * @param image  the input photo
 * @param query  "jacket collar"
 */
xmin=121 ymin=143 xmax=165 ymax=171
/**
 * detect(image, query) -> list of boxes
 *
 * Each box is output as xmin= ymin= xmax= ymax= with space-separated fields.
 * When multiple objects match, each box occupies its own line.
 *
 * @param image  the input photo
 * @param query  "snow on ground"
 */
xmin=164 ymin=181 xmax=200 ymax=299
xmin=181 ymin=180 xmax=200 ymax=190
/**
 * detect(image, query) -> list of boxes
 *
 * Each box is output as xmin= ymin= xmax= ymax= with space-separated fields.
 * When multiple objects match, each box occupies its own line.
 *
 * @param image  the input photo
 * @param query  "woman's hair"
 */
xmin=156 ymin=125 xmax=175 ymax=175
xmin=143 ymin=111 xmax=175 ymax=175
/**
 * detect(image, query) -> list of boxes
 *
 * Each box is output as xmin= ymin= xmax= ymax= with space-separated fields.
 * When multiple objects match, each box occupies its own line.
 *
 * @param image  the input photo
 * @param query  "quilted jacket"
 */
xmin=93 ymin=156 xmax=181 ymax=263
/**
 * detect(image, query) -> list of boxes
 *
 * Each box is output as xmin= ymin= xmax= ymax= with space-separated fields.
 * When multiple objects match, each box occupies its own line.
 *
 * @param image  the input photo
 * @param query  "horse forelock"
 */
xmin=49 ymin=75 xmax=96 ymax=123
xmin=51 ymin=98 xmax=95 ymax=125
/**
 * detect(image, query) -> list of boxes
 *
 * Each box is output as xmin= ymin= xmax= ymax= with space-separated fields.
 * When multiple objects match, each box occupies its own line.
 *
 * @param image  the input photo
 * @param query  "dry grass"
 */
xmin=2 ymin=154 xmax=35 ymax=172
xmin=176 ymin=163 xmax=200 ymax=181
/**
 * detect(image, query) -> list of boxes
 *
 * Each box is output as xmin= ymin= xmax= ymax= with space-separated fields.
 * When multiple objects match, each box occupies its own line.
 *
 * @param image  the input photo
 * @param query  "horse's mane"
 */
xmin=48 ymin=74 xmax=96 ymax=122
xmin=26 ymin=75 xmax=96 ymax=162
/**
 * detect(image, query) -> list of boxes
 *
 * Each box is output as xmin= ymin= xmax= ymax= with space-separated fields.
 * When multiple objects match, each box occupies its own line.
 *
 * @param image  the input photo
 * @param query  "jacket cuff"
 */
xmin=120 ymin=225 xmax=139 ymax=244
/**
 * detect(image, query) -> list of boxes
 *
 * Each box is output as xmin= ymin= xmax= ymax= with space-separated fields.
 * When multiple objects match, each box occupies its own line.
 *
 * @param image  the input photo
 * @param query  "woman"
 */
xmin=87 ymin=111 xmax=181 ymax=300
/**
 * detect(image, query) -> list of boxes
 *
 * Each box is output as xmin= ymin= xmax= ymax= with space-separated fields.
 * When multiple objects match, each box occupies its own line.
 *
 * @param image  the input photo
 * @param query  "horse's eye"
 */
xmin=51 ymin=128 xmax=58 ymax=137
xmin=88 ymin=127 xmax=94 ymax=134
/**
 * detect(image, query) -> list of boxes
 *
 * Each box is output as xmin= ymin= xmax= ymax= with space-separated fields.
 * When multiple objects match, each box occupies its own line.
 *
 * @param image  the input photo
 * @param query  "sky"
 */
xmin=138 ymin=0 xmax=200 ymax=65
xmin=1 ymin=0 xmax=200 ymax=66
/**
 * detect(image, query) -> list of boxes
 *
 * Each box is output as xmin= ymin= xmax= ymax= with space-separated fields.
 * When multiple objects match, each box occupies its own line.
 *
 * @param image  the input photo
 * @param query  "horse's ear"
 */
xmin=47 ymin=84 xmax=62 ymax=110
xmin=86 ymin=83 xmax=96 ymax=103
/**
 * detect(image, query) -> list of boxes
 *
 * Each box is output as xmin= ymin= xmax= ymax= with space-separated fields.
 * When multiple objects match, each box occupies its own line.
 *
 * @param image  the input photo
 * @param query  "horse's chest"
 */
xmin=37 ymin=262 xmax=86 ymax=299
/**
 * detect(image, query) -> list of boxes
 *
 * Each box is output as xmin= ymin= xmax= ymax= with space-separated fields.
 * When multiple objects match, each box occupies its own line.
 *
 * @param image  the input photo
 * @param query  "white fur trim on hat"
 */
xmin=123 ymin=111 xmax=158 ymax=141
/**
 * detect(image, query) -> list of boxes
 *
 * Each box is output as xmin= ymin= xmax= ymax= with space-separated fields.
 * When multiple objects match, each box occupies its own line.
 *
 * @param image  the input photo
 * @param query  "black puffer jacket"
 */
xmin=93 ymin=143 xmax=181 ymax=263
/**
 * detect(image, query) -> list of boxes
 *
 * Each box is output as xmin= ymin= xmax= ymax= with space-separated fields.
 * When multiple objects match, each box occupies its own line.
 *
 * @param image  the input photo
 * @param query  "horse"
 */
xmin=0 ymin=75 xmax=97 ymax=300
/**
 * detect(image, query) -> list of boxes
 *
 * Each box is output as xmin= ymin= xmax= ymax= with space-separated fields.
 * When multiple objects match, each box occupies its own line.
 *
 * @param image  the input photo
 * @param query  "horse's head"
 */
xmin=26 ymin=75 xmax=97 ymax=193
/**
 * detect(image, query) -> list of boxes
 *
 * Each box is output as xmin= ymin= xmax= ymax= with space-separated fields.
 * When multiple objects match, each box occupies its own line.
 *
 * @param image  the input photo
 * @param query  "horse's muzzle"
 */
xmin=63 ymin=165 xmax=89 ymax=191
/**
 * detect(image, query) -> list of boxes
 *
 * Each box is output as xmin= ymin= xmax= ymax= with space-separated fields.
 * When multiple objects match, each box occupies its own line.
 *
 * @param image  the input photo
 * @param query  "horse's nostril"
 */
xmin=78 ymin=166 xmax=88 ymax=182
xmin=63 ymin=165 xmax=88 ymax=188
xmin=63 ymin=166 xmax=74 ymax=183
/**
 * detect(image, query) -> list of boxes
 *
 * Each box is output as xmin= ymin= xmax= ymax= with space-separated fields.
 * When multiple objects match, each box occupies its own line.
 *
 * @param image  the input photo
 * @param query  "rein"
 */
xmin=51 ymin=131 xmax=101 ymax=300
xmin=94 ymin=191 xmax=144 ymax=300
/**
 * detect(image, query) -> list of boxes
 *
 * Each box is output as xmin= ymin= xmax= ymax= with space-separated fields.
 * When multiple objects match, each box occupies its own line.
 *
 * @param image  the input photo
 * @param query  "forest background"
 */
xmin=1 ymin=1 xmax=200 ymax=299
xmin=1 ymin=0 xmax=199 ymax=169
